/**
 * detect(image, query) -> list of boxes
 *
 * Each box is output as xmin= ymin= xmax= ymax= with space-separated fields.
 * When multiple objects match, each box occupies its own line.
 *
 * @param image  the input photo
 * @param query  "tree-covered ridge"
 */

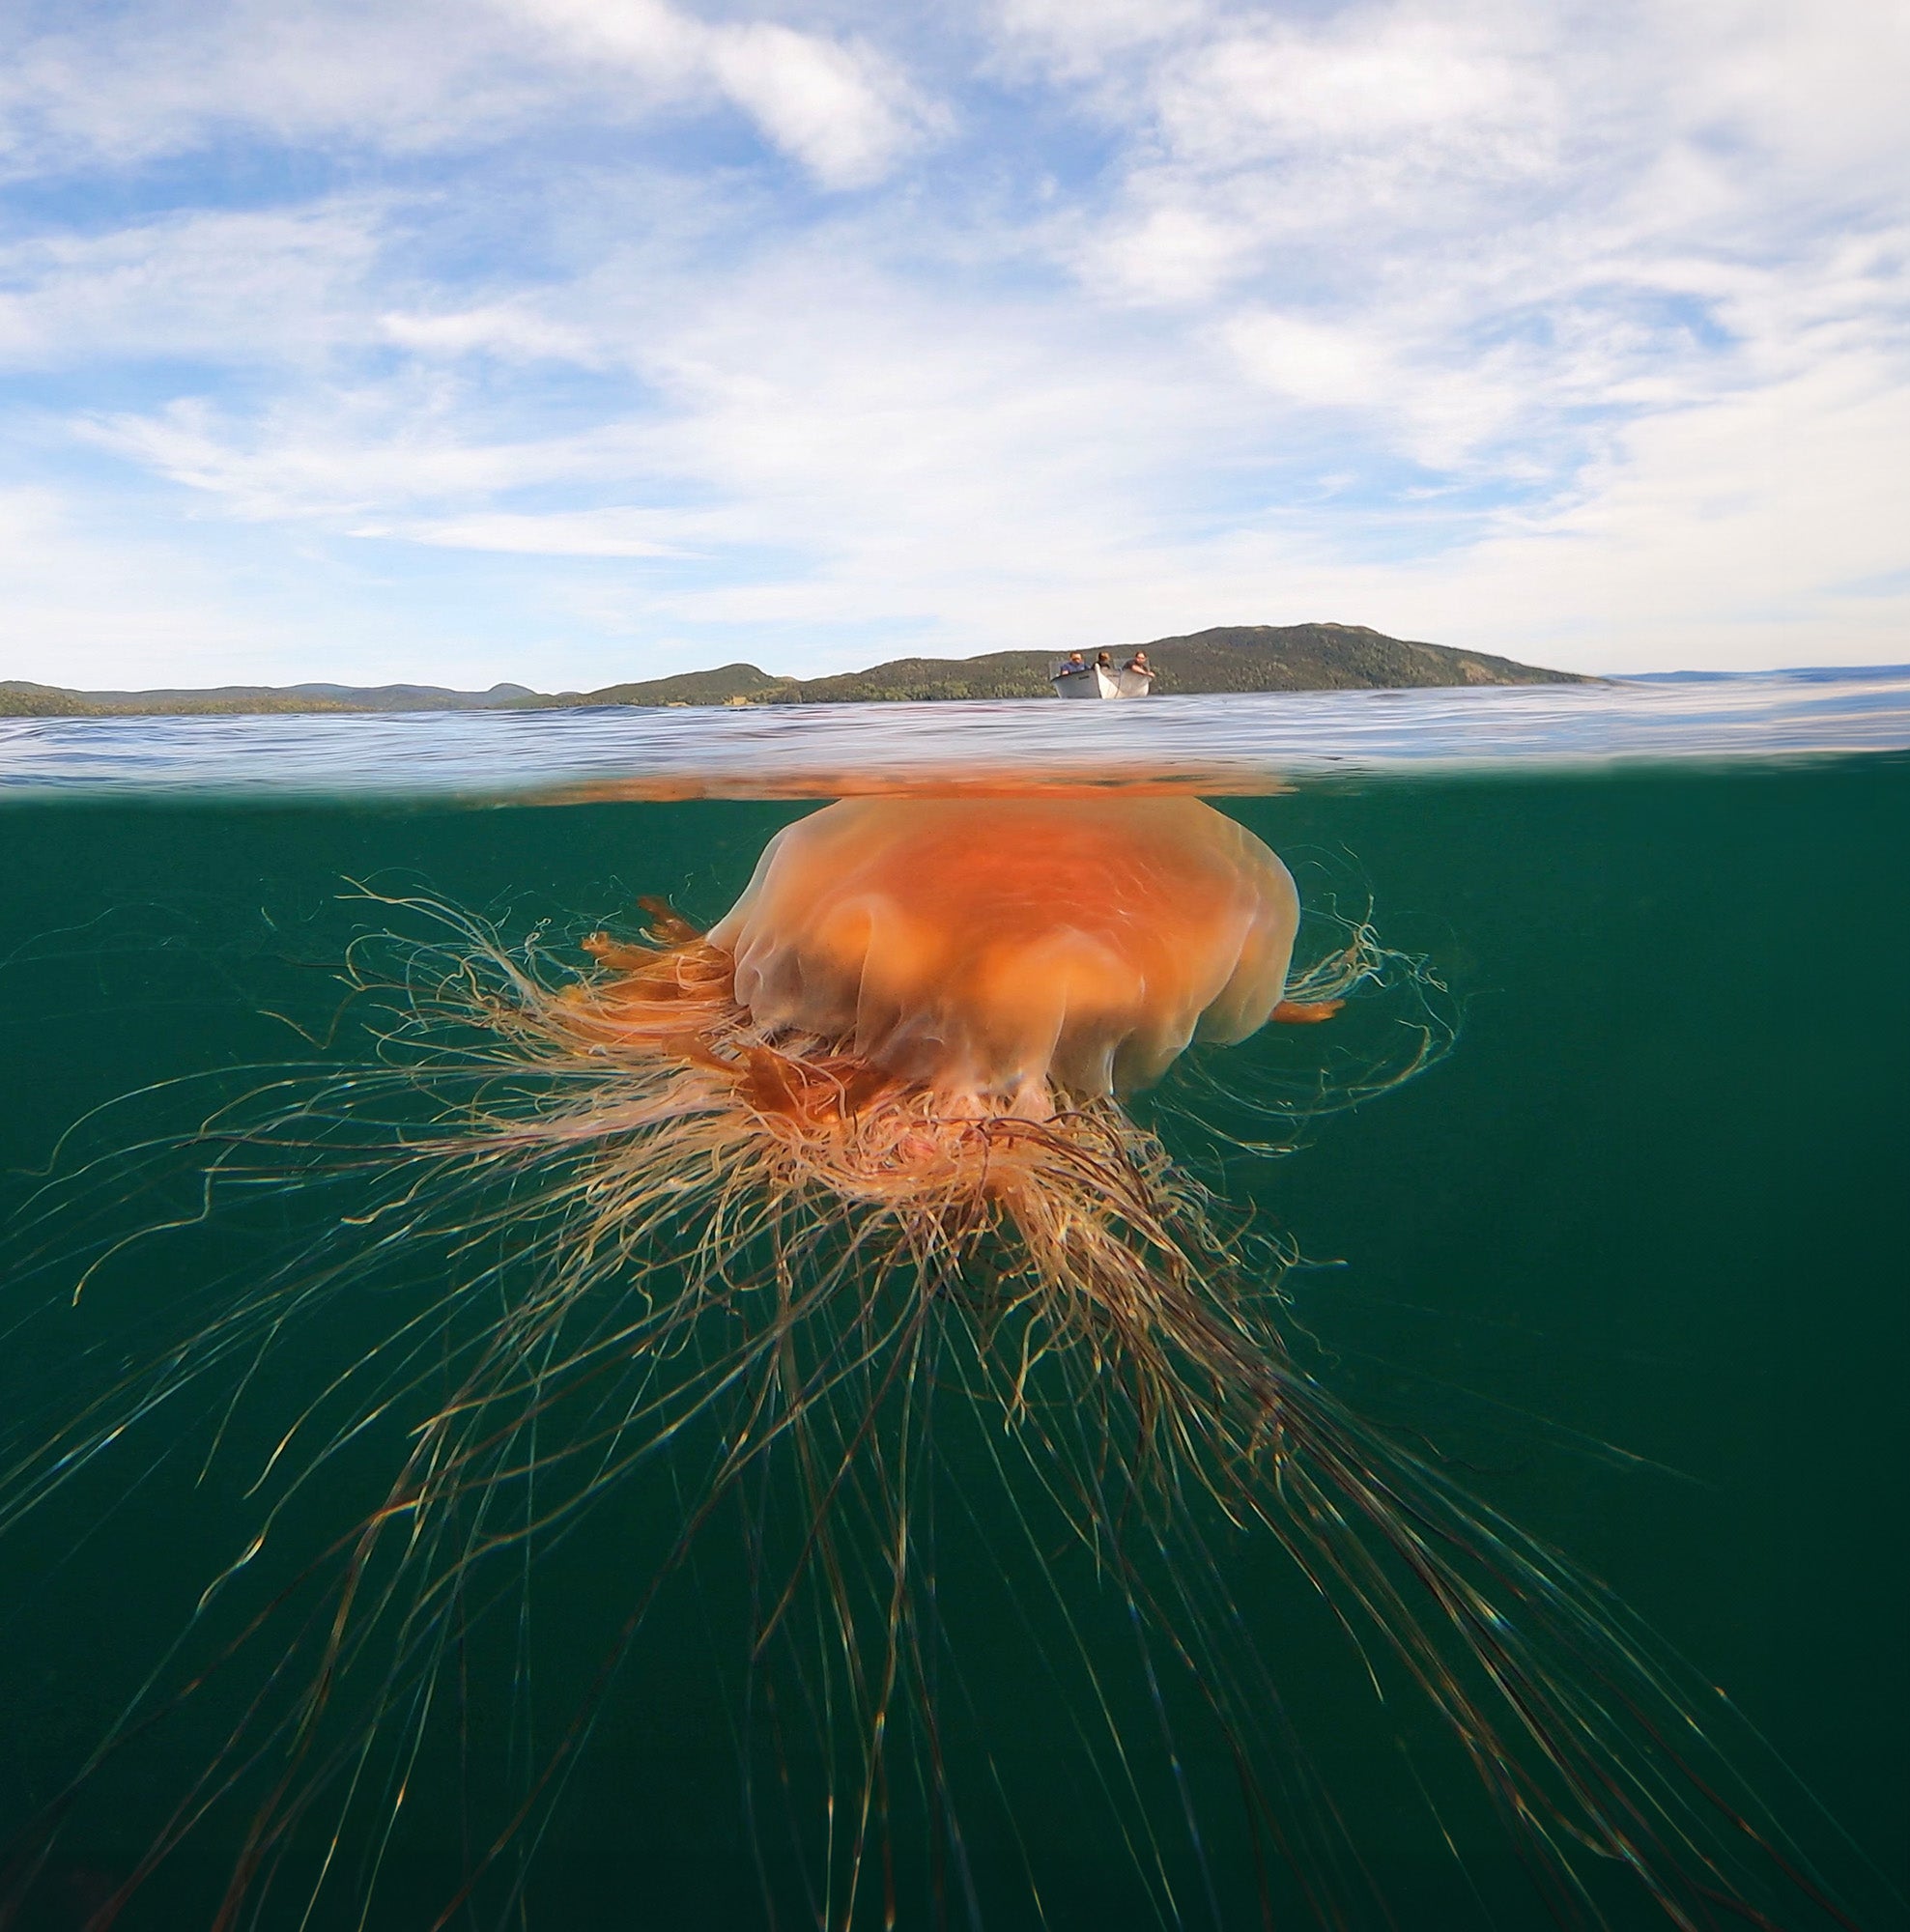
xmin=4 ymin=625 xmax=1589 ymax=718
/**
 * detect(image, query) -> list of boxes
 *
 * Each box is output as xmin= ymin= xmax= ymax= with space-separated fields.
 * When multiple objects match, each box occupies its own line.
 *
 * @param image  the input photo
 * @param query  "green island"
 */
xmin=3 ymin=622 xmax=1589 ymax=718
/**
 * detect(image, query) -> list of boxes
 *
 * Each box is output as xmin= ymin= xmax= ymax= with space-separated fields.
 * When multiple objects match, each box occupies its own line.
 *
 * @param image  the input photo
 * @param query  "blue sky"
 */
xmin=3 ymin=0 xmax=1906 ymax=688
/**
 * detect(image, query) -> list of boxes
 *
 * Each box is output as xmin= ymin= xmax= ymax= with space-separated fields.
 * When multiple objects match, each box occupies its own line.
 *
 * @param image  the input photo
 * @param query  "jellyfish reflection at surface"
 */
xmin=0 ymin=797 xmax=1869 ymax=1929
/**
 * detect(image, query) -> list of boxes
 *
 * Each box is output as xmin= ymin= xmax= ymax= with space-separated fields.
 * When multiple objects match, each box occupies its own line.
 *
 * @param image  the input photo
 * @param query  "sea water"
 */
xmin=0 ymin=677 xmax=1905 ymax=1930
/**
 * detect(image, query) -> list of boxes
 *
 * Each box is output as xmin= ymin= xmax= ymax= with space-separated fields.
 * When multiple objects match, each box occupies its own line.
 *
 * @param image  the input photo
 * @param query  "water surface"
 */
xmin=4 ymin=666 xmax=1908 ymax=801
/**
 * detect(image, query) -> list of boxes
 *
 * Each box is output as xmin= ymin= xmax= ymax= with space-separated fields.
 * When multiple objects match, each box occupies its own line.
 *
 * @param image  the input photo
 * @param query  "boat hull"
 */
xmin=1051 ymin=667 xmax=1153 ymax=699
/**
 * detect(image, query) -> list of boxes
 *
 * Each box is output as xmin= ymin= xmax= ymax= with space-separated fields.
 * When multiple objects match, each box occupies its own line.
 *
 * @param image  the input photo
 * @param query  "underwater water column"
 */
xmin=0 ymin=781 xmax=1900 ymax=1931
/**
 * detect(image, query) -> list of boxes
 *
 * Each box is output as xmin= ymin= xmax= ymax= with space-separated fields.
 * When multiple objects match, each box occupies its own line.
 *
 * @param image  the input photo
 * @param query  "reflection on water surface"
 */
xmin=2 ymin=666 xmax=1907 ymax=802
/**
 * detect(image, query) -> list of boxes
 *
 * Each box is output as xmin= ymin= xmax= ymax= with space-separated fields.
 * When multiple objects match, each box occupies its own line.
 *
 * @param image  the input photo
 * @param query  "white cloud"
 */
xmin=358 ymin=508 xmax=691 ymax=556
xmin=508 ymin=0 xmax=703 ymax=79
xmin=1222 ymin=311 xmax=1393 ymax=412
xmin=0 ymin=203 xmax=389 ymax=369
xmin=1157 ymin=13 xmax=1552 ymax=167
xmin=77 ymin=394 xmax=643 ymax=521
xmin=986 ymin=0 xmax=1206 ymax=76
xmin=0 ymin=0 xmax=937 ymax=190
xmin=0 ymin=485 xmax=296 ymax=685
xmin=706 ymin=24 xmax=932 ymax=190
xmin=518 ymin=0 xmax=944 ymax=185
xmin=1406 ymin=345 xmax=1910 ymax=670
xmin=0 ymin=3 xmax=529 ymax=172
xmin=1671 ymin=0 xmax=1910 ymax=184
xmin=378 ymin=303 xmax=606 ymax=365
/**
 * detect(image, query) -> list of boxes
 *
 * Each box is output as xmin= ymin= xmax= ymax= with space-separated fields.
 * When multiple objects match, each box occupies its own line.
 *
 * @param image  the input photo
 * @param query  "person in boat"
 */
xmin=1123 ymin=649 xmax=1152 ymax=676
xmin=1057 ymin=651 xmax=1089 ymax=678
xmin=1095 ymin=651 xmax=1114 ymax=671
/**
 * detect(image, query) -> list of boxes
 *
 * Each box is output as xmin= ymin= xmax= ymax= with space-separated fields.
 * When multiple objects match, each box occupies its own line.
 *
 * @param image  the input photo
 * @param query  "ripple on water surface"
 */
xmin=2 ymin=667 xmax=1908 ymax=802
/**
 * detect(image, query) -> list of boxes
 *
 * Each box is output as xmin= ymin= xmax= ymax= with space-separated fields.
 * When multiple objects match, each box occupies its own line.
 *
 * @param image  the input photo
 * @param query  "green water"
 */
xmin=1 ymin=762 xmax=1904 ymax=1930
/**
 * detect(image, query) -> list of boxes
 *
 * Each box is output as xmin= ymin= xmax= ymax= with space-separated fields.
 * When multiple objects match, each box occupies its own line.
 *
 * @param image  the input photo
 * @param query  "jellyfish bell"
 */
xmin=708 ymin=796 xmax=1328 ymax=1115
xmin=555 ymin=795 xmax=1343 ymax=1167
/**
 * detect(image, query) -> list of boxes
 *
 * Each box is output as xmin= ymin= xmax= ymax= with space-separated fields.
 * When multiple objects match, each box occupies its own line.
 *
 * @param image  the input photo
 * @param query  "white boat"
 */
xmin=1050 ymin=661 xmax=1153 ymax=699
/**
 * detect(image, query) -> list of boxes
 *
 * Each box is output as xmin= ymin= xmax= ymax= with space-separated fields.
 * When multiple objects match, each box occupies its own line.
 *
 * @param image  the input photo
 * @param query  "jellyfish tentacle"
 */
xmin=1270 ymin=999 xmax=1344 ymax=1024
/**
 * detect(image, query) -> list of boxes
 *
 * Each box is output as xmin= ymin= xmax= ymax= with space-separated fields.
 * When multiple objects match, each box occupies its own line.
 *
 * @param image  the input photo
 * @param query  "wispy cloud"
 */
xmin=515 ymin=0 xmax=942 ymax=187
xmin=359 ymin=508 xmax=694 ymax=557
xmin=0 ymin=0 xmax=1904 ymax=686
xmin=0 ymin=0 xmax=940 ymax=188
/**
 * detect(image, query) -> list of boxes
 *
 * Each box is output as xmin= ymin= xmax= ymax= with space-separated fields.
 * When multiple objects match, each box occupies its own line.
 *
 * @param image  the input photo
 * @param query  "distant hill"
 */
xmin=550 ymin=664 xmax=791 ymax=708
xmin=757 ymin=626 xmax=1589 ymax=703
xmin=0 ymin=679 xmax=535 ymax=717
xmin=2 ymin=625 xmax=1588 ymax=718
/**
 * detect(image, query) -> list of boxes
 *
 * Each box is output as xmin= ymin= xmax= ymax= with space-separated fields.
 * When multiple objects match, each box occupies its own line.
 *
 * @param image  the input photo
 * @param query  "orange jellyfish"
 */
xmin=0 ymin=797 xmax=1862 ymax=1930
xmin=540 ymin=797 xmax=1345 ymax=1316
xmin=707 ymin=795 xmax=1343 ymax=1109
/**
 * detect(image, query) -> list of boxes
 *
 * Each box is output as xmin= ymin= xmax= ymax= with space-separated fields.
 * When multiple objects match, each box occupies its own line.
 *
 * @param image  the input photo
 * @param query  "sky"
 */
xmin=2 ymin=0 xmax=1906 ymax=689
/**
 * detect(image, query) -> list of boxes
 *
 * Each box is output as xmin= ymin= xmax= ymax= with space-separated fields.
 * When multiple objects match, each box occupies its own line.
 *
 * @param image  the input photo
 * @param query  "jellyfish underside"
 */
xmin=0 ymin=798 xmax=1862 ymax=1931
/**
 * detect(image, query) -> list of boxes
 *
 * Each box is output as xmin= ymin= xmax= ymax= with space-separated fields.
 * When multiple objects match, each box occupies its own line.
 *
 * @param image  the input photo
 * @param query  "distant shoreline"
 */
xmin=3 ymin=621 xmax=1593 ymax=720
